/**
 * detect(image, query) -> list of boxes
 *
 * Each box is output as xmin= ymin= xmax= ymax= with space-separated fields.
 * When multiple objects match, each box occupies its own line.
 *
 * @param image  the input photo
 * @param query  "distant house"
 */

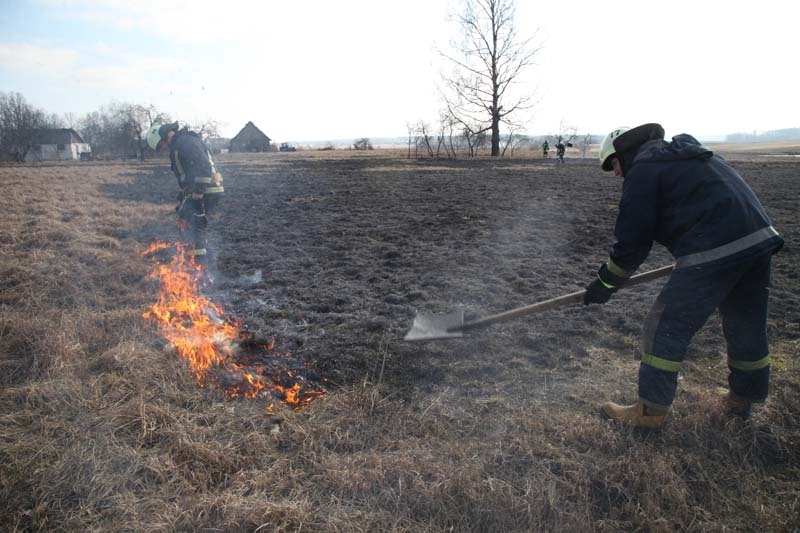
xmin=229 ymin=121 xmax=271 ymax=152
xmin=26 ymin=128 xmax=91 ymax=162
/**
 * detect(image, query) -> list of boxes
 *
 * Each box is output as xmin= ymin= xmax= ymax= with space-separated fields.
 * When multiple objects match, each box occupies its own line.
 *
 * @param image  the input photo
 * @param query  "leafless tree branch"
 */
xmin=439 ymin=0 xmax=539 ymax=156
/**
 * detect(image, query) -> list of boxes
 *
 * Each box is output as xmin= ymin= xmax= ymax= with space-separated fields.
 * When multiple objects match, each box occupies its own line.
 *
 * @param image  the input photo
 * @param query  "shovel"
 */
xmin=404 ymin=264 xmax=674 ymax=341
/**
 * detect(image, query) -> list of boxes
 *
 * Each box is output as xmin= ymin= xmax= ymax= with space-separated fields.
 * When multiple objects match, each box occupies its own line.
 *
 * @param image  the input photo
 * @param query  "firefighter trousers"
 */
xmin=638 ymin=251 xmax=773 ymax=408
xmin=189 ymin=193 xmax=222 ymax=265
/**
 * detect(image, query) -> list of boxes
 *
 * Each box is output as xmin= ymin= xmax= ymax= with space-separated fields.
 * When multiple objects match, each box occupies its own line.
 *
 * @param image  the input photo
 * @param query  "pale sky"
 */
xmin=1 ymin=0 xmax=797 ymax=142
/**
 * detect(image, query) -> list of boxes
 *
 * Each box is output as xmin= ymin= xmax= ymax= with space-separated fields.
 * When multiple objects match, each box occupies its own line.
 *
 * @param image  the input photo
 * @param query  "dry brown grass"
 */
xmin=708 ymin=140 xmax=800 ymax=157
xmin=1 ymin=153 xmax=798 ymax=532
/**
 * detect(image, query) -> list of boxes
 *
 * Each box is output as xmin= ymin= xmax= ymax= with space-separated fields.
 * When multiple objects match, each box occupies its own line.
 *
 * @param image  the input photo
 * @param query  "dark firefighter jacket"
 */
xmin=169 ymin=128 xmax=224 ymax=195
xmin=609 ymin=134 xmax=782 ymax=275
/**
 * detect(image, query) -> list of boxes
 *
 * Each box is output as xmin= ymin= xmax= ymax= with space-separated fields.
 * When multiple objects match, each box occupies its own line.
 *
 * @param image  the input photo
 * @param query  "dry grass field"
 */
xmin=1 ymin=146 xmax=798 ymax=532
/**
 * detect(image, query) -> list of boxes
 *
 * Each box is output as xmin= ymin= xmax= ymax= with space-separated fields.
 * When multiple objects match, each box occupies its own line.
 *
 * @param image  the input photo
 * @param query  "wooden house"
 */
xmin=25 ymin=128 xmax=91 ymax=161
xmin=229 ymin=121 xmax=271 ymax=152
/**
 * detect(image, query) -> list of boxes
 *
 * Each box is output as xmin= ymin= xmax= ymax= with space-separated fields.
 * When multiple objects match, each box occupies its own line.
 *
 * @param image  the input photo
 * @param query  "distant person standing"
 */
xmin=556 ymin=140 xmax=566 ymax=163
xmin=542 ymin=140 xmax=549 ymax=158
xmin=146 ymin=122 xmax=225 ymax=272
xmin=584 ymin=123 xmax=783 ymax=429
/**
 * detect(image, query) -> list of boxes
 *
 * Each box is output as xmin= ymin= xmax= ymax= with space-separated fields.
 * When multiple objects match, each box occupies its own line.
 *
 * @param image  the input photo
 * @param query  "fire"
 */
xmin=141 ymin=242 xmax=323 ymax=410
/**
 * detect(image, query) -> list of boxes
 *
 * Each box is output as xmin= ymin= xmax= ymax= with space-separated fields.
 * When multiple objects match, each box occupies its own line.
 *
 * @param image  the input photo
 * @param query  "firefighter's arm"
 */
xmin=585 ymin=172 xmax=657 ymax=305
xmin=607 ymin=169 xmax=659 ymax=279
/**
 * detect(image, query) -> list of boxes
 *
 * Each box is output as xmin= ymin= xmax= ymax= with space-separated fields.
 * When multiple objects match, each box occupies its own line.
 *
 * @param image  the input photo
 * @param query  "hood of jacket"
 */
xmin=633 ymin=134 xmax=713 ymax=165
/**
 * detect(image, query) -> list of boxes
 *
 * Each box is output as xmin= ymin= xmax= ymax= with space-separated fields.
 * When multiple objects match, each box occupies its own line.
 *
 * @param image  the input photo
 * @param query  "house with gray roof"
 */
xmin=26 ymin=128 xmax=91 ymax=162
xmin=229 ymin=122 xmax=271 ymax=152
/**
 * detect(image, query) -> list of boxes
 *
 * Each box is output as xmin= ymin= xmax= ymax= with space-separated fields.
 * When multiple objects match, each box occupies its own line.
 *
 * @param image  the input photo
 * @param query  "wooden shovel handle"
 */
xmin=455 ymin=264 xmax=675 ymax=332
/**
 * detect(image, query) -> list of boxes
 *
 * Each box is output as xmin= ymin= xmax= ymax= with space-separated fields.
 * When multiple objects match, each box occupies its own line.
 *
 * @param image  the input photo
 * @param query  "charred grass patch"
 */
xmin=1 ymin=154 xmax=798 ymax=531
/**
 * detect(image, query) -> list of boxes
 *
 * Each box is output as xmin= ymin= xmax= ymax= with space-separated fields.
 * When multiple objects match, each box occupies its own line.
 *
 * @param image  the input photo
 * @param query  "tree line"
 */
xmin=725 ymin=128 xmax=800 ymax=143
xmin=406 ymin=116 xmax=600 ymax=159
xmin=0 ymin=92 xmax=62 ymax=162
xmin=0 ymin=91 xmax=220 ymax=162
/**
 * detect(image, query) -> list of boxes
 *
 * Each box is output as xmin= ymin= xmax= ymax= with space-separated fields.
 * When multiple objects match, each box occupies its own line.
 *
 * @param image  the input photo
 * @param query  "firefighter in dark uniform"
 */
xmin=586 ymin=123 xmax=783 ymax=428
xmin=542 ymin=140 xmax=549 ymax=158
xmin=146 ymin=122 xmax=224 ymax=269
xmin=556 ymin=140 xmax=566 ymax=163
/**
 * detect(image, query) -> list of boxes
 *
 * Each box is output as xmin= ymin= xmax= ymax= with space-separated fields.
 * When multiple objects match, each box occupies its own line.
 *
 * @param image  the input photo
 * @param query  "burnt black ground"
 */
xmin=182 ymin=152 xmax=798 ymax=408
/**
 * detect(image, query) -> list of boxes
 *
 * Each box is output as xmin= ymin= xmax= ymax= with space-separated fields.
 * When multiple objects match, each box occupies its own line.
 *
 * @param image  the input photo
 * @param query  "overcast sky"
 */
xmin=1 ymin=0 xmax=797 ymax=142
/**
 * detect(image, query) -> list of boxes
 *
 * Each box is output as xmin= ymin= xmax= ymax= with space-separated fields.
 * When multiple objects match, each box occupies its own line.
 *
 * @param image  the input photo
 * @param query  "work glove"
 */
xmin=175 ymin=189 xmax=186 ymax=203
xmin=583 ymin=278 xmax=617 ymax=305
xmin=583 ymin=263 xmax=627 ymax=305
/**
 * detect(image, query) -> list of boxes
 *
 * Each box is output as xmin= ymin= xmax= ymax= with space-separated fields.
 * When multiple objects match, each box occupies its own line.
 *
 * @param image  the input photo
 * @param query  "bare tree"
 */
xmin=116 ymin=103 xmax=171 ymax=160
xmin=554 ymin=120 xmax=578 ymax=146
xmin=77 ymin=102 xmax=170 ymax=159
xmin=501 ymin=130 xmax=527 ymax=156
xmin=459 ymin=125 xmax=489 ymax=157
xmin=437 ymin=112 xmax=458 ymax=158
xmin=62 ymin=112 xmax=78 ymax=129
xmin=353 ymin=138 xmax=373 ymax=150
xmin=580 ymin=133 xmax=594 ymax=158
xmin=0 ymin=92 xmax=55 ymax=161
xmin=440 ymin=0 xmax=539 ymax=157
xmin=406 ymin=117 xmax=459 ymax=159
xmin=412 ymin=121 xmax=436 ymax=158
xmin=190 ymin=119 xmax=221 ymax=143
xmin=77 ymin=109 xmax=114 ymax=156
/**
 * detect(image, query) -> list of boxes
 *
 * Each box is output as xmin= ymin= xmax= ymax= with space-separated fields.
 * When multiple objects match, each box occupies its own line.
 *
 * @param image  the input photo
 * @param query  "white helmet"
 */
xmin=599 ymin=126 xmax=629 ymax=171
xmin=146 ymin=124 xmax=163 ymax=151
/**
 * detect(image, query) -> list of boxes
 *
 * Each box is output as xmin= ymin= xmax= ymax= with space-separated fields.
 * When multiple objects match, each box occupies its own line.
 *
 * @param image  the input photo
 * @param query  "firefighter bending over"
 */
xmin=146 ymin=122 xmax=225 ymax=271
xmin=585 ymin=123 xmax=783 ymax=429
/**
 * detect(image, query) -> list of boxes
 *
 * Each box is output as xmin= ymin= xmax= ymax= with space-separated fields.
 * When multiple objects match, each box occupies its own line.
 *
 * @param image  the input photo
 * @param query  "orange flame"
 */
xmin=141 ymin=242 xmax=323 ymax=409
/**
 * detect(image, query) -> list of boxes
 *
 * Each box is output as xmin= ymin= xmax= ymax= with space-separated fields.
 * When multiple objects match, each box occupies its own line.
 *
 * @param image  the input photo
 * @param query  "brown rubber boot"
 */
xmin=720 ymin=390 xmax=753 ymax=419
xmin=600 ymin=401 xmax=668 ymax=429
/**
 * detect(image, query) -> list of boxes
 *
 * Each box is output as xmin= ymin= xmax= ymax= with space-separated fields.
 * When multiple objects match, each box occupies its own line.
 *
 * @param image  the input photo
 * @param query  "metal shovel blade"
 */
xmin=403 ymin=264 xmax=676 ymax=343
xmin=403 ymin=310 xmax=465 ymax=341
